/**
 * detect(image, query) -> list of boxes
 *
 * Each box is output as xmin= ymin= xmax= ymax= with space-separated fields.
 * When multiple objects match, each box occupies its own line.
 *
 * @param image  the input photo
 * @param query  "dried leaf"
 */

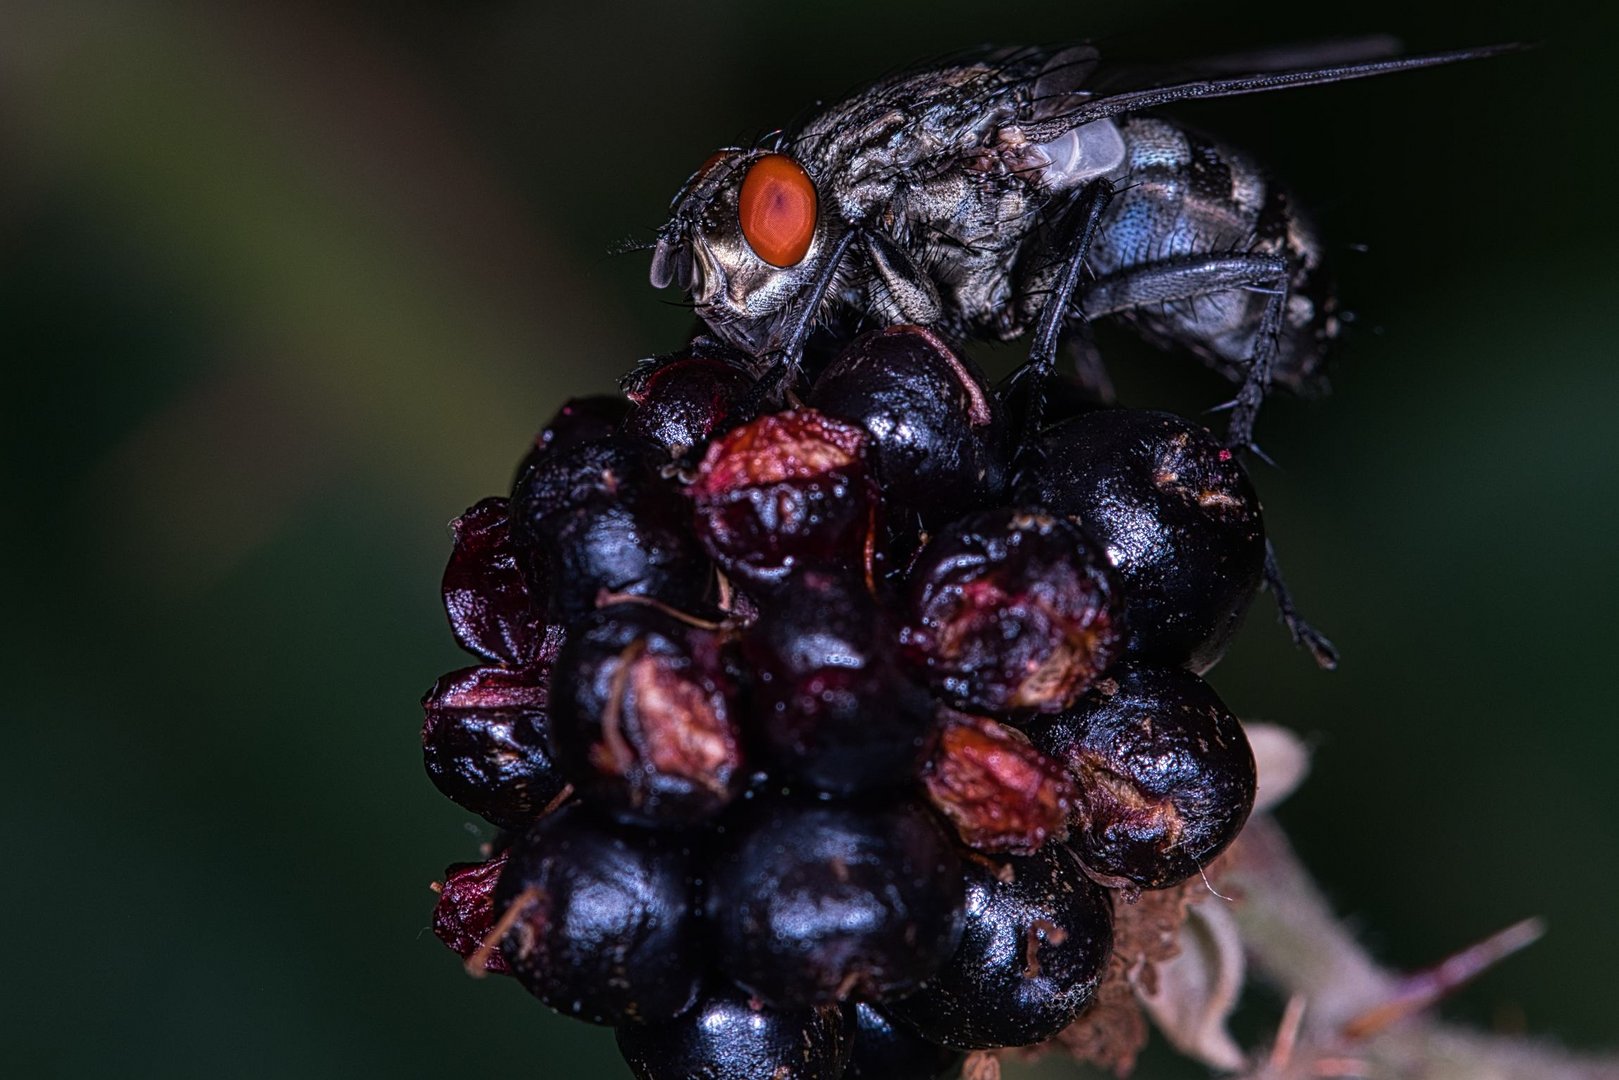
xmin=1137 ymin=899 xmax=1247 ymax=1071
xmin=962 ymin=1049 xmax=1001 ymax=1080
xmin=1115 ymin=878 xmax=1198 ymax=988
xmin=1039 ymin=879 xmax=1200 ymax=1076
xmin=1245 ymin=722 xmax=1309 ymax=813
xmin=1047 ymin=968 xmax=1148 ymax=1076
xmin=431 ymin=852 xmax=512 ymax=975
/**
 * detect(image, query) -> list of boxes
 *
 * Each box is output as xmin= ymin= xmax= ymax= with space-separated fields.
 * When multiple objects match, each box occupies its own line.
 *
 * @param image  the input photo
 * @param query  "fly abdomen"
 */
xmin=1081 ymin=116 xmax=1336 ymax=395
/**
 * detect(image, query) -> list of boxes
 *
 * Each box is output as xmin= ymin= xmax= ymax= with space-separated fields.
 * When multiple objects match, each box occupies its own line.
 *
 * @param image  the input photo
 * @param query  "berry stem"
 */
xmin=1218 ymin=817 xmax=1619 ymax=1080
xmin=465 ymin=885 xmax=543 ymax=978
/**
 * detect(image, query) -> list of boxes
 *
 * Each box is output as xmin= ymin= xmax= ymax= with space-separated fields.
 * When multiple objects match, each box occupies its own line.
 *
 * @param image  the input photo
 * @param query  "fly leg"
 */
xmin=1004 ymin=177 xmax=1114 ymax=447
xmin=862 ymin=229 xmax=944 ymax=326
xmin=1082 ymin=253 xmax=1334 ymax=667
xmin=738 ymin=225 xmax=863 ymax=417
xmin=1264 ymin=539 xmax=1339 ymax=670
xmin=1079 ymin=251 xmax=1291 ymax=450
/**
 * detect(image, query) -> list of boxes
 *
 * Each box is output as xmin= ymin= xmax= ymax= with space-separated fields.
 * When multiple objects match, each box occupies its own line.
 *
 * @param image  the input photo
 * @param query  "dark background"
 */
xmin=3 ymin=2 xmax=1613 ymax=1076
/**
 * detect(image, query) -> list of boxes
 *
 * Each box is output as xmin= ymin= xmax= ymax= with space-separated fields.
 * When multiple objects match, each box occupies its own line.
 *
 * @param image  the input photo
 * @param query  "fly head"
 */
xmin=651 ymin=148 xmax=837 ymax=357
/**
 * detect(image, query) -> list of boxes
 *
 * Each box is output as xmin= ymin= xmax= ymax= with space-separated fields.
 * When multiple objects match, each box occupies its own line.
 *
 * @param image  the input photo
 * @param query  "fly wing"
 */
xmin=1082 ymin=35 xmax=1409 ymax=92
xmin=1017 ymin=42 xmax=1522 ymax=143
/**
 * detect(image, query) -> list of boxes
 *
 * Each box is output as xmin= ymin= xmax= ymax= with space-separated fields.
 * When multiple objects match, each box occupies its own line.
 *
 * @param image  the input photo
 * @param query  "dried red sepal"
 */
xmin=432 ymin=852 xmax=511 ymax=975
xmin=690 ymin=409 xmax=879 ymax=586
xmin=903 ymin=508 xmax=1122 ymax=715
xmin=442 ymin=497 xmax=550 ymax=667
xmin=924 ymin=711 xmax=1075 ymax=854
xmin=550 ymin=604 xmax=746 ymax=827
xmin=425 ymin=662 xmax=549 ymax=713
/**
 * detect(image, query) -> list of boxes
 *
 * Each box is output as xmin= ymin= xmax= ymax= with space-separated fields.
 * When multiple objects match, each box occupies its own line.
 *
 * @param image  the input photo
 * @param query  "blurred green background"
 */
xmin=3 ymin=1 xmax=1613 ymax=1076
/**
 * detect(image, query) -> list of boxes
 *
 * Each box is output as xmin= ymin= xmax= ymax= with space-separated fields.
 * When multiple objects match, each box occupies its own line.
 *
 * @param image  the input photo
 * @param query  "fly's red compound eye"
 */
xmin=737 ymin=154 xmax=817 ymax=267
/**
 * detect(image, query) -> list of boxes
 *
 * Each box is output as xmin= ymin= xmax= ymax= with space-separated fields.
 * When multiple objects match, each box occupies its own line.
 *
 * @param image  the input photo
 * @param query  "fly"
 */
xmin=649 ymin=41 xmax=1516 ymax=448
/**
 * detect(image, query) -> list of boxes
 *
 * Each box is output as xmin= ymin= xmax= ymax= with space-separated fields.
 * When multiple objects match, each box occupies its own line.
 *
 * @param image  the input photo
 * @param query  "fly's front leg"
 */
xmin=739 ymin=226 xmax=863 ymax=418
xmin=1081 ymin=252 xmax=1291 ymax=450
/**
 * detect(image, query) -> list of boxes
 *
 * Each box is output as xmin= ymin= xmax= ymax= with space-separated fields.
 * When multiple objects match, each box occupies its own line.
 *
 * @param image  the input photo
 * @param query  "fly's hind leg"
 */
xmin=1264 ymin=539 xmax=1339 ymax=670
xmin=1081 ymin=252 xmax=1336 ymax=668
xmin=1081 ymin=251 xmax=1291 ymax=451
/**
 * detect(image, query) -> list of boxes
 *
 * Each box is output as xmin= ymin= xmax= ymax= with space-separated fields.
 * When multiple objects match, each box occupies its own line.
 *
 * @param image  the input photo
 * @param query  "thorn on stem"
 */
xmin=1341 ymin=916 xmax=1545 ymax=1039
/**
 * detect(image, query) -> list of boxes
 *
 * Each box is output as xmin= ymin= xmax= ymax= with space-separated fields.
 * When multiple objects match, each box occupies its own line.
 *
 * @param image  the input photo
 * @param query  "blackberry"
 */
xmin=1030 ymin=662 xmax=1256 ymax=889
xmin=494 ymin=805 xmax=703 ymax=1025
xmin=548 ymin=601 xmax=745 ymax=827
xmin=423 ymin=268 xmax=1319 ymax=1076
xmin=1015 ymin=409 xmax=1264 ymax=674
xmin=888 ymin=843 xmax=1114 ymax=1049
xmin=706 ymin=798 xmax=966 ymax=1007
xmin=615 ymin=984 xmax=852 ymax=1080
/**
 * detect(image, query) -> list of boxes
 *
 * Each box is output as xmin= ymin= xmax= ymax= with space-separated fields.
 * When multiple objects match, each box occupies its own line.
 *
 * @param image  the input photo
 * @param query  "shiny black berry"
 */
xmin=421 ymin=665 xmax=568 ymax=832
xmin=808 ymin=324 xmax=1008 ymax=525
xmin=742 ymin=570 xmax=936 ymax=794
xmin=845 ymin=1002 xmax=964 ymax=1080
xmin=1029 ymin=663 xmax=1256 ymax=889
xmin=1015 ymin=409 xmax=1264 ymax=674
xmin=621 ymin=335 xmax=757 ymax=457
xmin=549 ymin=602 xmax=745 ymax=827
xmin=494 ymin=806 xmax=702 ymax=1025
xmin=900 ymin=507 xmax=1123 ymax=716
xmin=615 ymin=984 xmax=851 ymax=1080
xmin=888 ymin=843 xmax=1113 ymax=1049
xmin=512 ymin=394 xmax=631 ymax=493
xmin=707 ymin=798 xmax=965 ymax=1007
xmin=509 ymin=435 xmax=714 ymax=621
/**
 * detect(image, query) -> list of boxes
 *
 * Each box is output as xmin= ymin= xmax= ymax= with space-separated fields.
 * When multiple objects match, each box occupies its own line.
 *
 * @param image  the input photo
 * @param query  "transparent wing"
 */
xmin=1017 ymin=42 xmax=1522 ymax=143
